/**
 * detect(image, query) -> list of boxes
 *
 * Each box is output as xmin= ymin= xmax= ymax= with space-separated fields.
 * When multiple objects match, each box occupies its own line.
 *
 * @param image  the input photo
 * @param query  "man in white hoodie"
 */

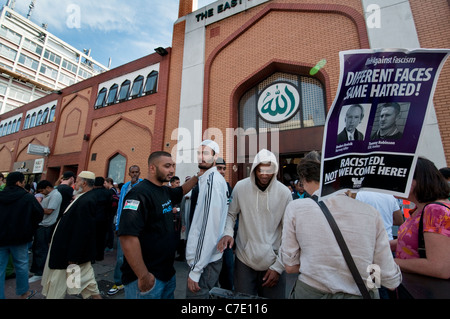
xmin=185 ymin=140 xmax=229 ymax=298
xmin=218 ymin=149 xmax=292 ymax=298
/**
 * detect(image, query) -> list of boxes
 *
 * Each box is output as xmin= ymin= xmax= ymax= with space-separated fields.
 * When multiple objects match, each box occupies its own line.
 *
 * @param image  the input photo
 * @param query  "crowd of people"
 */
xmin=0 ymin=170 xmax=120 ymax=299
xmin=0 ymin=141 xmax=449 ymax=299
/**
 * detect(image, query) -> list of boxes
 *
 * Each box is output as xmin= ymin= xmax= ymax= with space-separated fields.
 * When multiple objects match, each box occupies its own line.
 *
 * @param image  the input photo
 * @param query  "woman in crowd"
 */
xmin=392 ymin=157 xmax=450 ymax=279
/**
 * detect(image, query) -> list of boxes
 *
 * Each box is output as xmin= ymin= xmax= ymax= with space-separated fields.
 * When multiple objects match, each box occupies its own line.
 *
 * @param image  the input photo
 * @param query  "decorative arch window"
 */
xmin=1 ymin=124 xmax=6 ymax=136
xmin=6 ymin=121 xmax=12 ymax=134
xmin=144 ymin=71 xmax=158 ymax=95
xmin=16 ymin=117 xmax=21 ymax=132
xmin=30 ymin=112 xmax=37 ymax=128
xmin=107 ymin=153 xmax=126 ymax=184
xmin=49 ymin=105 xmax=56 ymax=122
xmin=41 ymin=107 xmax=49 ymax=125
xmin=238 ymin=72 xmax=326 ymax=132
xmin=0 ymin=124 xmax=3 ymax=136
xmin=24 ymin=114 xmax=30 ymax=129
xmin=36 ymin=110 xmax=43 ymax=126
xmin=130 ymin=75 xmax=144 ymax=98
xmin=118 ymin=80 xmax=131 ymax=102
xmin=94 ymin=87 xmax=107 ymax=109
xmin=106 ymin=84 xmax=118 ymax=105
xmin=11 ymin=119 xmax=17 ymax=133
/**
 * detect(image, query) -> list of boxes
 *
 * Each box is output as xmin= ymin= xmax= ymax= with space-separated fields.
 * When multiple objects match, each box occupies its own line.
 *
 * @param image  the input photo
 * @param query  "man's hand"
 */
xmin=217 ymin=235 xmax=234 ymax=253
xmin=187 ymin=277 xmax=201 ymax=293
xmin=262 ymin=269 xmax=279 ymax=288
xmin=138 ymin=272 xmax=155 ymax=293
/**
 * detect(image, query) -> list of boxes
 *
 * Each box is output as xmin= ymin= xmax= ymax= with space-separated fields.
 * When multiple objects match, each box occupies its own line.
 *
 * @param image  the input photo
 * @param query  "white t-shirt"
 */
xmin=355 ymin=191 xmax=400 ymax=240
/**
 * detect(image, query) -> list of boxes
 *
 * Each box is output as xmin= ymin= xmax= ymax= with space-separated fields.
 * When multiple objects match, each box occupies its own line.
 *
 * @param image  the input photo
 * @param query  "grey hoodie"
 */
xmin=224 ymin=149 xmax=292 ymax=274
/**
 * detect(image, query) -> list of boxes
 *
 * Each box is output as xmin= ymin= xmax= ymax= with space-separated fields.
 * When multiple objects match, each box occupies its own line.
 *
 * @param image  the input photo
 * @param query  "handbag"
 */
xmin=311 ymin=195 xmax=372 ymax=299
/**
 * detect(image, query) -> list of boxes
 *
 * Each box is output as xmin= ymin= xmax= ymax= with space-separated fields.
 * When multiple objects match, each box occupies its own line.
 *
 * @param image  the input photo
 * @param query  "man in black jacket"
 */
xmin=0 ymin=172 xmax=44 ymax=299
xmin=41 ymin=171 xmax=102 ymax=299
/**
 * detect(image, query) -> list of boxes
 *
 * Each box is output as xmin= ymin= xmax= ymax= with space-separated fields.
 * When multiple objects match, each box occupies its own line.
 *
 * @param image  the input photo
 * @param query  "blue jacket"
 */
xmin=115 ymin=179 xmax=143 ymax=231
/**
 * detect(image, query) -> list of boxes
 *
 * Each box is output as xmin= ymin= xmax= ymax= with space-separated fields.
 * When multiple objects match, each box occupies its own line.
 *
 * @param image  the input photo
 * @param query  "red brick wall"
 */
xmin=409 ymin=0 xmax=450 ymax=165
xmin=200 ymin=0 xmax=367 ymax=182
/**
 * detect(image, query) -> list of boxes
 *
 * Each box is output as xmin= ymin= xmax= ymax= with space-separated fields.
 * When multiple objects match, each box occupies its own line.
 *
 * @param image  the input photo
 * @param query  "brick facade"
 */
xmin=0 ymin=51 xmax=170 ymax=184
xmin=0 ymin=0 xmax=448 ymax=185
xmin=409 ymin=0 xmax=450 ymax=164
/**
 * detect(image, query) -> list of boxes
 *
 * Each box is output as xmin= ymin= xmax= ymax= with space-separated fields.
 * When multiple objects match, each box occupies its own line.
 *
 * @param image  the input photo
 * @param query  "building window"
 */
xmin=11 ymin=119 xmax=17 ymax=133
xmin=16 ymin=117 xmax=21 ymax=132
xmin=23 ymin=38 xmax=43 ymax=55
xmin=6 ymin=121 xmax=12 ymax=135
xmin=144 ymin=71 xmax=158 ymax=95
xmin=1 ymin=124 xmax=6 ymax=136
xmin=30 ymin=112 xmax=37 ymax=128
xmin=239 ymin=72 xmax=326 ymax=132
xmin=62 ymin=59 xmax=78 ymax=73
xmin=118 ymin=80 xmax=131 ymax=102
xmin=36 ymin=110 xmax=43 ymax=126
xmin=0 ymin=25 xmax=22 ymax=45
xmin=18 ymin=53 xmax=39 ymax=71
xmin=130 ymin=75 xmax=144 ymax=98
xmin=49 ymin=105 xmax=56 ymax=122
xmin=0 ymin=43 xmax=17 ymax=61
xmin=24 ymin=114 xmax=30 ymax=129
xmin=40 ymin=64 xmax=58 ymax=80
xmin=94 ymin=88 xmax=107 ymax=109
xmin=106 ymin=84 xmax=118 ymax=105
xmin=41 ymin=108 xmax=49 ymax=125
xmin=108 ymin=153 xmax=126 ymax=184
xmin=43 ymin=49 xmax=61 ymax=65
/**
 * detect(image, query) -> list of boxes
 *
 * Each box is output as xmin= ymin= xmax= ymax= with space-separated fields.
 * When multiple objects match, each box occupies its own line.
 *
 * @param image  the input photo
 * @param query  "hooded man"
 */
xmin=218 ymin=149 xmax=292 ymax=298
xmin=0 ymin=172 xmax=43 ymax=299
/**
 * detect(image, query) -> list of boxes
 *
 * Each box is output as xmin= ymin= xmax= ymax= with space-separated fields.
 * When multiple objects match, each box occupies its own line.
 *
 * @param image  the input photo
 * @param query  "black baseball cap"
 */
xmin=62 ymin=171 xmax=75 ymax=179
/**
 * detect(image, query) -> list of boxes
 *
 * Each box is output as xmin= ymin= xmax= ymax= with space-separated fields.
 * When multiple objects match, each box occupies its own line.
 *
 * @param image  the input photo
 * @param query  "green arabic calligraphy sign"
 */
xmin=257 ymin=82 xmax=300 ymax=123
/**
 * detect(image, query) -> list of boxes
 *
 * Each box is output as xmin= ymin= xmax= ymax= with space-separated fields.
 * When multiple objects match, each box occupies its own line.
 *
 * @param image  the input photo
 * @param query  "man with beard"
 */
xmin=41 ymin=171 xmax=102 ymax=299
xmin=118 ymin=151 xmax=199 ymax=299
xmin=185 ymin=140 xmax=229 ymax=299
xmin=218 ymin=149 xmax=292 ymax=298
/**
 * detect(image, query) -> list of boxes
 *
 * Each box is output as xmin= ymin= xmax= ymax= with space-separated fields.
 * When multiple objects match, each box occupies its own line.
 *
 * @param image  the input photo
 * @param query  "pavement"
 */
xmin=3 ymin=240 xmax=190 ymax=300
xmin=4 ymin=238 xmax=296 ymax=300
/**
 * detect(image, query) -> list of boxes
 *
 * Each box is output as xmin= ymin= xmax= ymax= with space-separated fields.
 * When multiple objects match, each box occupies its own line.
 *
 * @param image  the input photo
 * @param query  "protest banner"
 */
xmin=320 ymin=48 xmax=450 ymax=199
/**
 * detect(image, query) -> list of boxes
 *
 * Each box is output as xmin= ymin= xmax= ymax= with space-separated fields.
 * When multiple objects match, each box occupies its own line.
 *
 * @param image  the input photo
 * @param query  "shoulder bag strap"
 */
xmin=418 ymin=201 xmax=450 ymax=258
xmin=311 ymin=195 xmax=371 ymax=299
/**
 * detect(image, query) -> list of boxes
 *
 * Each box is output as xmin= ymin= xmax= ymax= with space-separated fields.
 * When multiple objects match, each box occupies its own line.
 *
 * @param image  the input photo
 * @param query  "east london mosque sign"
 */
xmin=195 ymin=0 xmax=270 ymax=23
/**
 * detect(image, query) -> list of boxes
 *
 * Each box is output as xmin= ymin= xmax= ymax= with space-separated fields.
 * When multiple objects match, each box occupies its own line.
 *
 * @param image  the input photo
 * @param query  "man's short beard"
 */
xmin=156 ymin=168 xmax=171 ymax=184
xmin=198 ymin=162 xmax=214 ymax=170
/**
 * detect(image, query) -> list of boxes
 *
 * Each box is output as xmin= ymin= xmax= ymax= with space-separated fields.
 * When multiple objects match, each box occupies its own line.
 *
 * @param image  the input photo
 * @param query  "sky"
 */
xmin=7 ymin=0 xmax=215 ymax=69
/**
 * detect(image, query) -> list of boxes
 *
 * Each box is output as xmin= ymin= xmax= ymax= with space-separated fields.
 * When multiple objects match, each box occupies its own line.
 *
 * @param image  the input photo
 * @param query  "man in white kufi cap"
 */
xmin=41 ymin=171 xmax=102 ymax=299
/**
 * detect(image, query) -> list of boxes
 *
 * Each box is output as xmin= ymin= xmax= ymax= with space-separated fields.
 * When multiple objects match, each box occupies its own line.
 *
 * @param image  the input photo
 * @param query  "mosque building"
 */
xmin=0 ymin=0 xmax=448 ymax=187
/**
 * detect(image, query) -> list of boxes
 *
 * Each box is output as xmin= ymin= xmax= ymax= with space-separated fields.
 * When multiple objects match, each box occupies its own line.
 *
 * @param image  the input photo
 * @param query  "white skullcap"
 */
xmin=78 ymin=171 xmax=95 ymax=180
xmin=200 ymin=139 xmax=219 ymax=154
